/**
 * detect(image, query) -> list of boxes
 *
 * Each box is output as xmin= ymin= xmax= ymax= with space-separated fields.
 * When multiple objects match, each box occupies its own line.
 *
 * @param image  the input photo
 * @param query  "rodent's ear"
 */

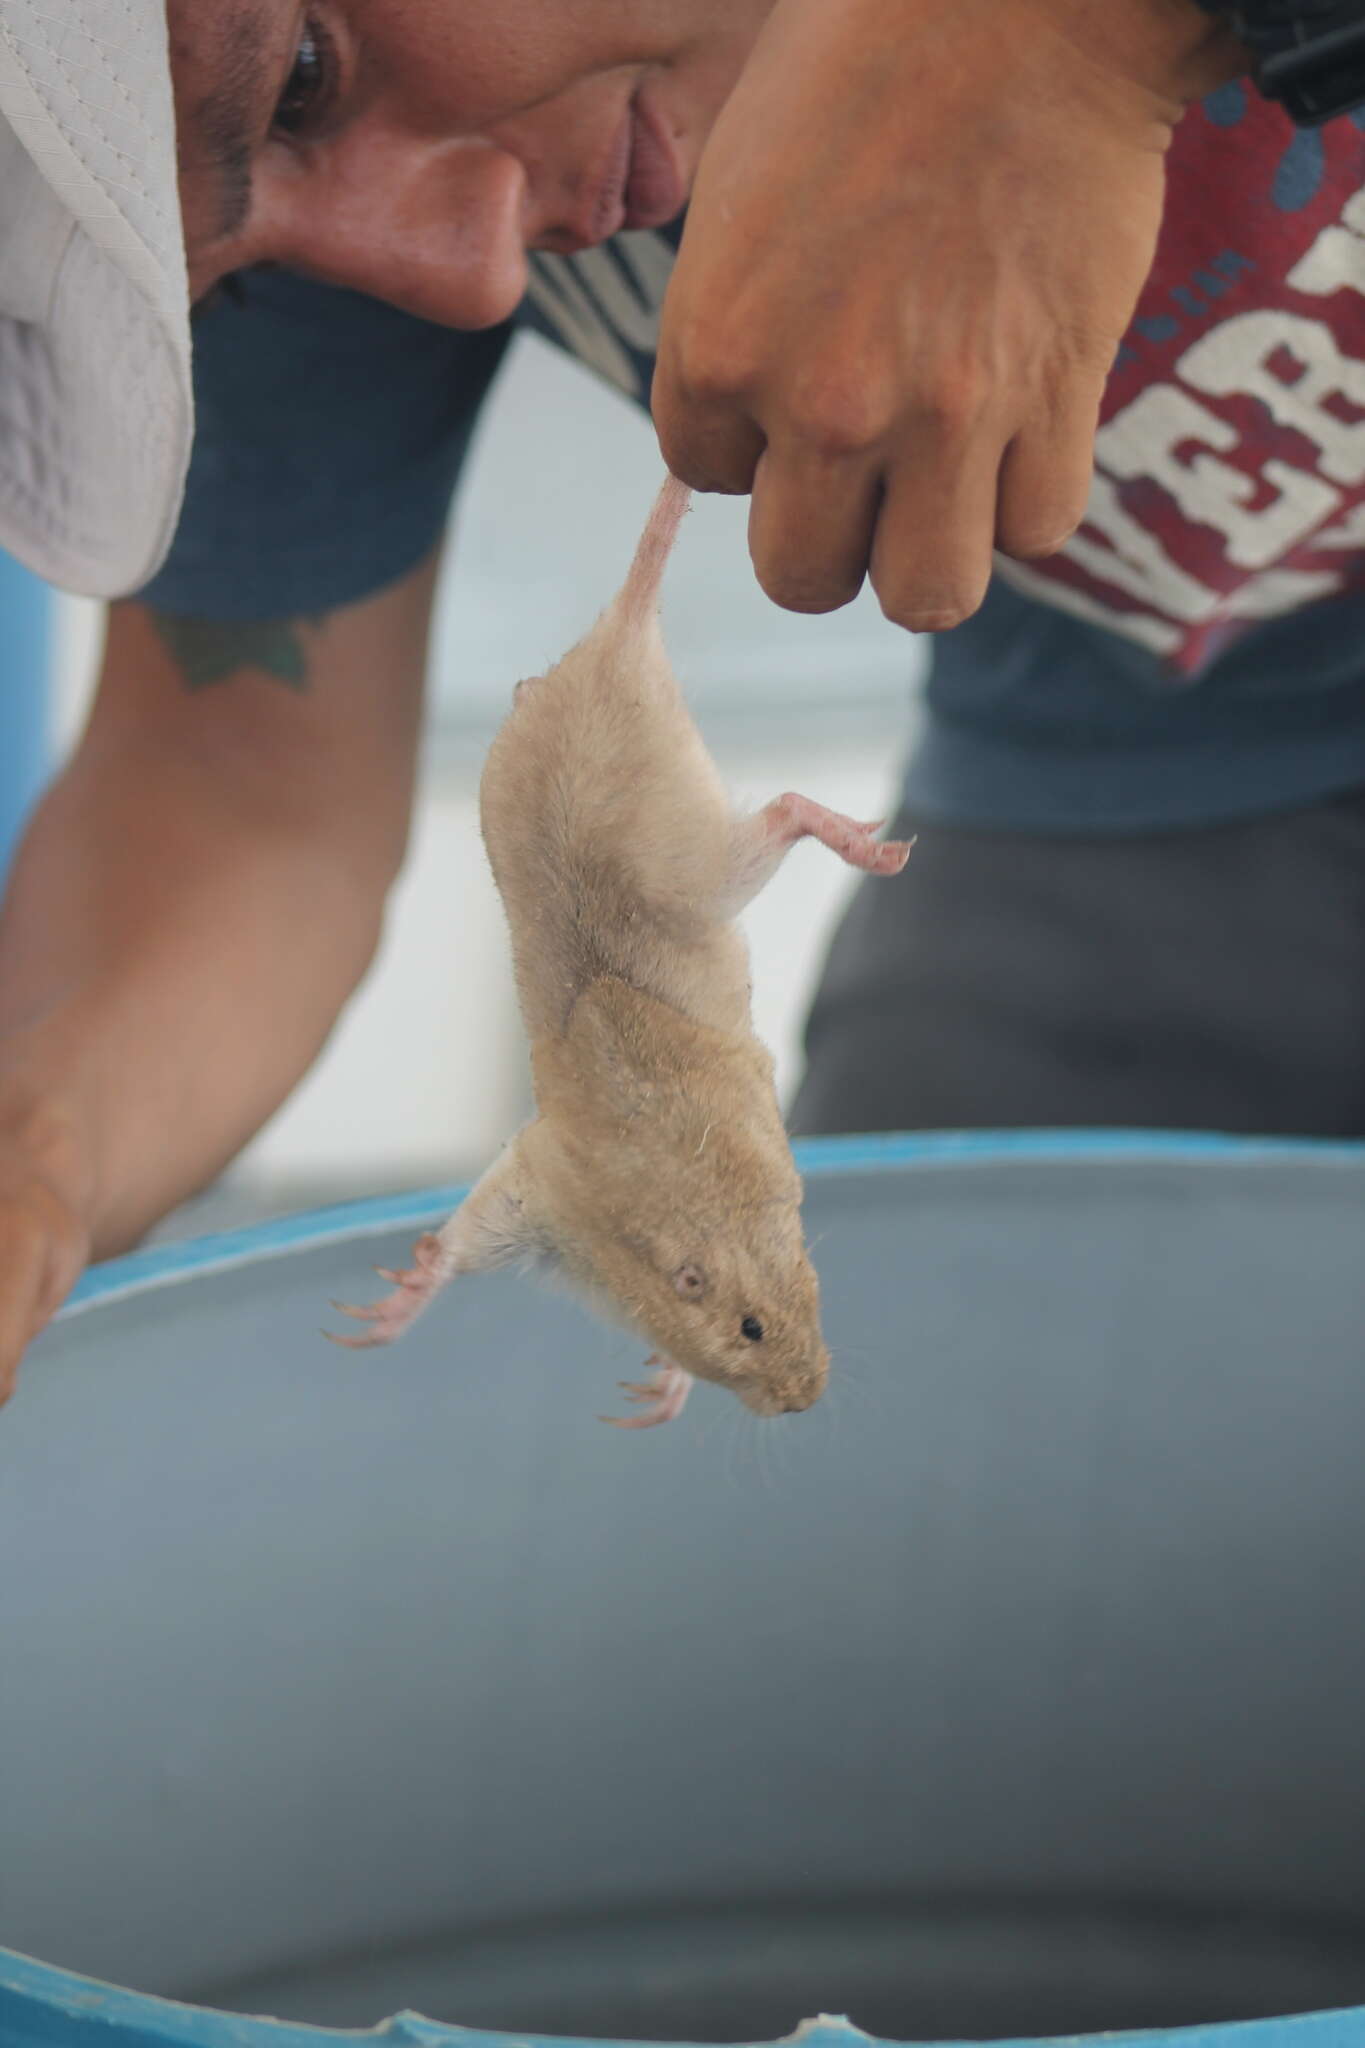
xmin=672 ymin=1262 xmax=708 ymax=1300
xmin=553 ymin=982 xmax=650 ymax=1117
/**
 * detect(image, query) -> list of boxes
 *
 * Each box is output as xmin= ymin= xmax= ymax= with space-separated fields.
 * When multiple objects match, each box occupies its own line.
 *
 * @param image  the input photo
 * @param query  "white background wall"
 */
xmin=54 ymin=333 xmax=926 ymax=1215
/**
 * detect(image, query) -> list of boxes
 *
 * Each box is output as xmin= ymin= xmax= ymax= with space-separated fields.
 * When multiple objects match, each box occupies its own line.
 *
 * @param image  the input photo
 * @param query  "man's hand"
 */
xmin=653 ymin=0 xmax=1245 ymax=631
xmin=0 ymin=1079 xmax=91 ymax=1406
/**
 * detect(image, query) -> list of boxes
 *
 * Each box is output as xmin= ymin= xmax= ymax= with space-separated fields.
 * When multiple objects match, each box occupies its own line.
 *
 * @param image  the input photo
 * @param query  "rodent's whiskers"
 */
xmin=824 ymin=1344 xmax=888 ymax=1430
xmin=721 ymin=1402 xmax=748 ymax=1495
xmin=754 ymin=1407 xmax=782 ymax=1495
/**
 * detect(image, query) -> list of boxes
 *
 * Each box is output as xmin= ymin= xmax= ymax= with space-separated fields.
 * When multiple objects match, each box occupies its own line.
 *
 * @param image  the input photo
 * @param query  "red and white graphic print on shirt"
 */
xmin=1000 ymin=90 xmax=1365 ymax=674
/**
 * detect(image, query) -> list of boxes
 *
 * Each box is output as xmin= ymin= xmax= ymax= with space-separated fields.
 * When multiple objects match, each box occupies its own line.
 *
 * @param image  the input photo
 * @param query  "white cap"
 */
xmin=0 ymin=0 xmax=192 ymax=597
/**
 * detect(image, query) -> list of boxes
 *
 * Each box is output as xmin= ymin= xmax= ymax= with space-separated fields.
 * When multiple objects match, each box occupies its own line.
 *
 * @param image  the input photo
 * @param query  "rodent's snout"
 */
xmin=777 ymin=1385 xmax=820 ymax=1414
xmin=741 ymin=1373 xmax=826 ymax=1418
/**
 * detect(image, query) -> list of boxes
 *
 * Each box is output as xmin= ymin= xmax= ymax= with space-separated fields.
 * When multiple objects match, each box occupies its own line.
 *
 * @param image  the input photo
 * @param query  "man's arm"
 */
xmin=0 ymin=549 xmax=440 ymax=1403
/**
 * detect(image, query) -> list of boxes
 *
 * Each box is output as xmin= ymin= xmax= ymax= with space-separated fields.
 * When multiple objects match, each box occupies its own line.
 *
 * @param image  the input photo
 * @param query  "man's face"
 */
xmin=168 ymin=0 xmax=768 ymax=327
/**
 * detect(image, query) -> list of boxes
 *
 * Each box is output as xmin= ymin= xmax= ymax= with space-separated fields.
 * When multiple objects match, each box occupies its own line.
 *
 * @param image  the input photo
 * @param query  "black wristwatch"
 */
xmin=1193 ymin=0 xmax=1365 ymax=122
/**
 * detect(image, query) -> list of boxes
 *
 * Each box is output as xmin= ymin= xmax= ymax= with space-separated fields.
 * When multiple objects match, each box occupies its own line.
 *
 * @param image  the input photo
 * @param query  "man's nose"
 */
xmin=256 ymin=136 xmax=531 ymax=331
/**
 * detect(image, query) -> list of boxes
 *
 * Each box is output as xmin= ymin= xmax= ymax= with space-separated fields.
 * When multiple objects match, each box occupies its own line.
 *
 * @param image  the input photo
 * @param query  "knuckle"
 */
xmin=668 ymin=317 xmax=759 ymax=407
xmin=786 ymin=375 xmax=894 ymax=463
xmin=921 ymin=365 xmax=994 ymax=441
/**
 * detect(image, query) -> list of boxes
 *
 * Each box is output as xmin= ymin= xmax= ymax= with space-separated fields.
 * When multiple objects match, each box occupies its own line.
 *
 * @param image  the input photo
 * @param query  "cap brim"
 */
xmin=0 ymin=226 xmax=192 ymax=597
xmin=0 ymin=0 xmax=192 ymax=597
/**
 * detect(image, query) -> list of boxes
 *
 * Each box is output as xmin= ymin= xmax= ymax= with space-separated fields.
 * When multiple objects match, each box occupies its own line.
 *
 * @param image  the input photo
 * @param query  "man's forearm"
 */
xmin=0 ymin=734 xmax=397 ymax=1257
xmin=0 ymin=549 xmax=436 ymax=1407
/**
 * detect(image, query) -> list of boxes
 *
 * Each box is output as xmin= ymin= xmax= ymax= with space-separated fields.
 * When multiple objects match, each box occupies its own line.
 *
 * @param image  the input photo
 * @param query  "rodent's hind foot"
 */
xmin=766 ymin=791 xmax=914 ymax=875
xmin=723 ymin=794 xmax=914 ymax=910
xmin=600 ymin=1355 xmax=693 ymax=1430
xmin=323 ymin=1232 xmax=449 ymax=1349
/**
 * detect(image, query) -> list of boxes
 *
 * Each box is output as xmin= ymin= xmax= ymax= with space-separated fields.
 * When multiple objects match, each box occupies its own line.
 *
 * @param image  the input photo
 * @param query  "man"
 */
xmin=0 ymin=0 xmax=1360 ymax=1403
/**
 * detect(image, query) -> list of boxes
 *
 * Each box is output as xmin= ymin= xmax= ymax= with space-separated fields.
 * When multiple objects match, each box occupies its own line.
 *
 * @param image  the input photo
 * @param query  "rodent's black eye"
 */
xmin=740 ymin=1315 xmax=765 ymax=1343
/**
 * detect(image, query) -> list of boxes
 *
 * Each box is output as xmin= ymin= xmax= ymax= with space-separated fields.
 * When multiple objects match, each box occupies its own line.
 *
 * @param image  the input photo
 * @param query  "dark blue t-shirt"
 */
xmin=144 ymin=108 xmax=1365 ymax=834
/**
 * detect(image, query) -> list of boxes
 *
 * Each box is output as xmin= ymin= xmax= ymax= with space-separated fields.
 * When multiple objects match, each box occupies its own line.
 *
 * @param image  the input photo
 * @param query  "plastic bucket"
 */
xmin=3 ymin=1134 xmax=1364 ymax=2048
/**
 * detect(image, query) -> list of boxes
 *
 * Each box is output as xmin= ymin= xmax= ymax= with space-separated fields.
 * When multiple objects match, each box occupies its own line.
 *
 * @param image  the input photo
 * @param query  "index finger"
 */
xmin=650 ymin=337 xmax=767 ymax=497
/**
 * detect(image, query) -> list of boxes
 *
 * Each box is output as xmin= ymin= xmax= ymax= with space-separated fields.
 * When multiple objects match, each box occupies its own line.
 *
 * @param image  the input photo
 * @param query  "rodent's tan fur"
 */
xmin=329 ymin=476 xmax=909 ymax=1425
xmin=516 ymin=977 xmax=817 ymax=1415
xmin=476 ymin=475 xmax=823 ymax=1418
xmin=481 ymin=558 xmax=751 ymax=1042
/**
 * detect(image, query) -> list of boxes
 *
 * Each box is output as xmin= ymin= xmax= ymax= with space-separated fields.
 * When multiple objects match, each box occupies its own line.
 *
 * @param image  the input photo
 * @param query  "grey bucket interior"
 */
xmin=4 ymin=1139 xmax=1365 ymax=2042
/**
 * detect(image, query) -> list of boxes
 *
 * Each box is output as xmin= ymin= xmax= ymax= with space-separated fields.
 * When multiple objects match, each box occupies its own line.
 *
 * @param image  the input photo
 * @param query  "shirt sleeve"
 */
xmin=138 ymin=268 xmax=514 ymax=621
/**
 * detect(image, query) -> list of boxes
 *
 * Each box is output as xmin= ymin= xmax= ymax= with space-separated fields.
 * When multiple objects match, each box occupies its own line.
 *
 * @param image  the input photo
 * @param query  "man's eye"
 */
xmin=273 ymin=17 xmax=333 ymax=137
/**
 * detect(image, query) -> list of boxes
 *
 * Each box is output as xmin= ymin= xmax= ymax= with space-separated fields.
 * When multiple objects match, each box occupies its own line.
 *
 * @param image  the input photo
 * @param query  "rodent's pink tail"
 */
xmin=619 ymin=473 xmax=692 ymax=627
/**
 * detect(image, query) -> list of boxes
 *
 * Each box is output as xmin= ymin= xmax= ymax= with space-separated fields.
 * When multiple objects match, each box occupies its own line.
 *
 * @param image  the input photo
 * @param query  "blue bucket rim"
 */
xmin=3 ymin=1947 xmax=1365 ymax=2048
xmin=6 ymin=1947 xmax=1365 ymax=2048
xmin=57 ymin=1127 xmax=1365 ymax=1320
